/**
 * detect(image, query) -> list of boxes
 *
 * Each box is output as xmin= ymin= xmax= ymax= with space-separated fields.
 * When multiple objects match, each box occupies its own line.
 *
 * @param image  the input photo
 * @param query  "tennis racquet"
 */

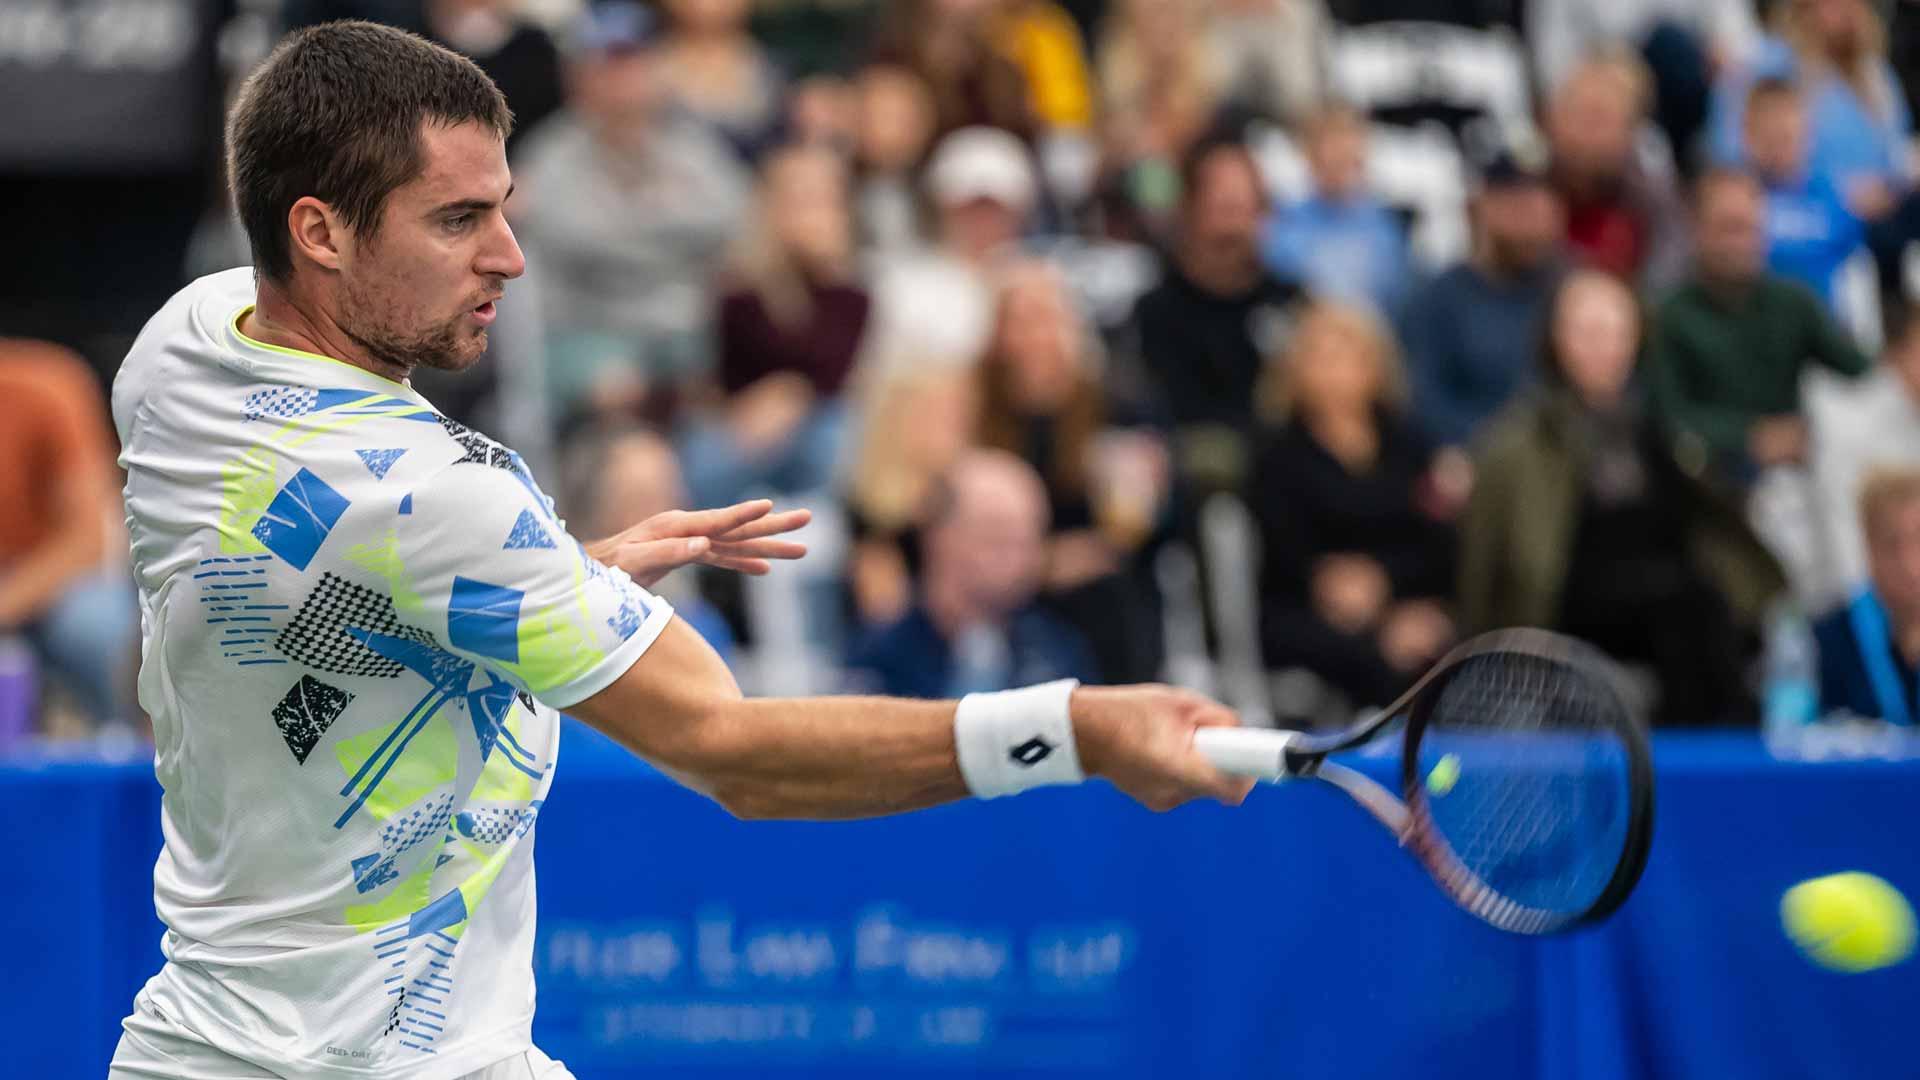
xmin=1196 ymin=628 xmax=1655 ymax=935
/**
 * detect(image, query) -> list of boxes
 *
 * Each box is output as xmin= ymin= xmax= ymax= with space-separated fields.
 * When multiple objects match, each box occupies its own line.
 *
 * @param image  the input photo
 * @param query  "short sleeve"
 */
xmin=390 ymin=460 xmax=674 ymax=708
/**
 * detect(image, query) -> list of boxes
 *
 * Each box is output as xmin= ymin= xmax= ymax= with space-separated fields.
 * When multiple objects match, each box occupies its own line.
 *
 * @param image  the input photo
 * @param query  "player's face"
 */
xmin=337 ymin=121 xmax=524 ymax=375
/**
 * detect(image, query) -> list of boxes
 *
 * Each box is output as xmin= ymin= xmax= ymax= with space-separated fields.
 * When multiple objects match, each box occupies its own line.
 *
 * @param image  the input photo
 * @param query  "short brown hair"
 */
xmin=227 ymin=20 xmax=512 ymax=283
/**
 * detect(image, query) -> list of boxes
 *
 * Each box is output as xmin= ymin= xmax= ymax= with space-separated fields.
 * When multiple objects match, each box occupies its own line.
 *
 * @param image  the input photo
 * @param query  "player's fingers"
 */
xmin=664 ymin=500 xmax=774 ymax=540
xmin=710 ymin=537 xmax=808 ymax=561
xmin=1185 ymin=700 xmax=1242 ymax=729
xmin=615 ymin=536 xmax=710 ymax=582
xmin=700 ymin=553 xmax=773 ymax=575
xmin=715 ymin=507 xmax=811 ymax=542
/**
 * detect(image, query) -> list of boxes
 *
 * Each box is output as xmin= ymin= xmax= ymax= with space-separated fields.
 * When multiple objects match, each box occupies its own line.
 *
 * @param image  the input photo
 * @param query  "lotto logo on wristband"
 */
xmin=1010 ymin=737 xmax=1055 ymax=767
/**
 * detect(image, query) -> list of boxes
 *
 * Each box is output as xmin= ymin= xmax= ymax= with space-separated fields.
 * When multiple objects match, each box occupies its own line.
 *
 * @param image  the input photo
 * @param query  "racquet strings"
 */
xmin=1414 ymin=649 xmax=1636 ymax=927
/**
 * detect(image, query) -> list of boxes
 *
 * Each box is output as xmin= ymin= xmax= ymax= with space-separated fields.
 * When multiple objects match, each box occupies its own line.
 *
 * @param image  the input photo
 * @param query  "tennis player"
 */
xmin=106 ymin=20 xmax=1252 ymax=1080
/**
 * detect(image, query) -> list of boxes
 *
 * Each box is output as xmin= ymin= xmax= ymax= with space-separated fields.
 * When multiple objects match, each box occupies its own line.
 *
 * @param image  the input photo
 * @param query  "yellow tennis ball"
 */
xmin=1780 ymin=872 xmax=1917 ymax=973
xmin=1426 ymin=753 xmax=1460 ymax=796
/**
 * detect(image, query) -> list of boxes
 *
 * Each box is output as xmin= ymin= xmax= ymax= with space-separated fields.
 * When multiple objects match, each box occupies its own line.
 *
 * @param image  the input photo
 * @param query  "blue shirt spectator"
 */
xmin=1263 ymin=196 xmax=1410 ymax=314
xmin=1401 ymin=261 xmax=1562 ymax=448
xmin=1743 ymin=77 xmax=1865 ymax=311
xmin=1400 ymin=131 xmax=1566 ymax=449
xmin=1709 ymin=34 xmax=1909 ymax=199
xmin=843 ymin=448 xmax=1101 ymax=698
xmin=1813 ymin=593 xmax=1918 ymax=723
xmin=1260 ymin=105 xmax=1412 ymax=315
xmin=844 ymin=604 xmax=1097 ymax=699
xmin=1761 ymin=171 xmax=1863 ymax=309
xmin=1810 ymin=466 xmax=1920 ymax=725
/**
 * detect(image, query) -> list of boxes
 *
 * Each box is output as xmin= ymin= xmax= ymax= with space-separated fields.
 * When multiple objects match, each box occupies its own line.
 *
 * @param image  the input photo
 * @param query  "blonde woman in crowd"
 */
xmin=681 ymin=143 xmax=871 ymax=508
xmin=1245 ymin=300 xmax=1459 ymax=715
xmin=977 ymin=260 xmax=1171 ymax=681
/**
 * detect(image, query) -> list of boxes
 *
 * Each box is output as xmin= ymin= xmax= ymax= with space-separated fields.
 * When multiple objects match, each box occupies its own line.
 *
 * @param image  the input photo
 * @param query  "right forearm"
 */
xmin=670 ymin=694 xmax=971 ymax=821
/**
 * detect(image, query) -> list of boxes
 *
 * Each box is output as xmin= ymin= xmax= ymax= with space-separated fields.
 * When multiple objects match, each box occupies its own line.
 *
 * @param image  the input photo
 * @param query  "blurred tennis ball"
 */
xmin=1425 ymin=753 xmax=1460 ymax=796
xmin=1780 ymin=872 xmax=1916 ymax=973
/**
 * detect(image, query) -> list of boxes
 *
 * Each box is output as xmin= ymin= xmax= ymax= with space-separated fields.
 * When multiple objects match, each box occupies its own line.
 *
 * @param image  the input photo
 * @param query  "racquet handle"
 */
xmin=1194 ymin=728 xmax=1299 ymax=781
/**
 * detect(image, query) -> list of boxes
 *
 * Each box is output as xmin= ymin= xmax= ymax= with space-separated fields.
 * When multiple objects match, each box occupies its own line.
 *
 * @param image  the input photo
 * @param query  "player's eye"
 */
xmin=443 ymin=213 xmax=474 ymax=233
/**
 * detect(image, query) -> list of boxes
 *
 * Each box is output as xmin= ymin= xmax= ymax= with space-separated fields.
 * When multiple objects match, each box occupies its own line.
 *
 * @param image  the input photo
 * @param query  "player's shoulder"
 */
xmin=113 ymin=269 xmax=259 ymax=435
xmin=398 ymin=422 xmax=557 ymax=529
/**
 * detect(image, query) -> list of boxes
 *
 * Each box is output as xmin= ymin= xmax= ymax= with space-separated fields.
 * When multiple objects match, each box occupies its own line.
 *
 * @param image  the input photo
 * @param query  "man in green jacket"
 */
xmin=1647 ymin=168 xmax=1870 ymax=487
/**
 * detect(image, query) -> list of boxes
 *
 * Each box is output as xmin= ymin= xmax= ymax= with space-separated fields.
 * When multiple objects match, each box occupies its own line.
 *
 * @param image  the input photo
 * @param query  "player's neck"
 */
xmin=245 ymin=279 xmax=412 ymax=386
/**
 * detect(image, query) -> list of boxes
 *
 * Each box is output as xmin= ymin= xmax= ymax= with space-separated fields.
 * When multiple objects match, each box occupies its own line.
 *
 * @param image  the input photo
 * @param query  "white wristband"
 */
xmin=954 ymin=679 xmax=1084 ymax=799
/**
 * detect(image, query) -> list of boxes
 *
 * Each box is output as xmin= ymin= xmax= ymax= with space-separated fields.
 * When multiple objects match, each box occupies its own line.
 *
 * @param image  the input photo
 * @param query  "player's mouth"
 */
xmin=469 ymin=299 xmax=499 ymax=326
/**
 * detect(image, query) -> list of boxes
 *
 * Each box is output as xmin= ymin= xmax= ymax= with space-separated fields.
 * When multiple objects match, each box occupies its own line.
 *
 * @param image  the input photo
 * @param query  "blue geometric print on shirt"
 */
xmin=312 ymin=388 xmax=379 ymax=412
xmin=464 ymin=673 xmax=518 ymax=762
xmin=351 ymin=852 xmax=400 ymax=894
xmin=408 ymin=887 xmax=468 ymax=939
xmin=356 ymin=448 xmax=406 ymax=481
xmin=447 ymin=577 xmax=522 ymax=662
xmin=502 ymin=508 xmax=555 ymax=550
xmin=252 ymin=468 xmax=350 ymax=571
xmin=398 ymin=493 xmax=412 ymax=515
xmin=608 ymin=595 xmax=645 ymax=640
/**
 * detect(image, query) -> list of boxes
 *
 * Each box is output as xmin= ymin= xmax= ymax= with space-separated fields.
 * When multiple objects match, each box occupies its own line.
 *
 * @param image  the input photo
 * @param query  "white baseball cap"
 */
xmin=925 ymin=126 xmax=1037 ymax=211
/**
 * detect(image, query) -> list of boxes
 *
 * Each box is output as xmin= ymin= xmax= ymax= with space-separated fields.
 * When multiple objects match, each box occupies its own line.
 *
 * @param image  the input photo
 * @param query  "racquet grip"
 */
xmin=1194 ymin=728 xmax=1299 ymax=781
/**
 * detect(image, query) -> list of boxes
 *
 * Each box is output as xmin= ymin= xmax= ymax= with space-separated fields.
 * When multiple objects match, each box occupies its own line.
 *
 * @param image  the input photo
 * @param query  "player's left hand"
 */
xmin=587 ymin=499 xmax=811 ymax=587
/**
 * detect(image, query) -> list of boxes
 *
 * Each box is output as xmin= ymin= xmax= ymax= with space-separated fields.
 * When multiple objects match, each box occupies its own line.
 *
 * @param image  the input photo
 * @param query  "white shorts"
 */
xmin=108 ymin=993 xmax=576 ymax=1080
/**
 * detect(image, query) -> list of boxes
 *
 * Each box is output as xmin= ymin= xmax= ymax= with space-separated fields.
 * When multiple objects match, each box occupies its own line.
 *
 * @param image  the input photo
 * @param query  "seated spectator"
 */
xmin=1528 ymin=0 xmax=1760 ymax=162
xmin=556 ymin=425 xmax=738 ymax=663
xmin=1260 ymin=103 xmax=1413 ymax=316
xmin=1129 ymin=134 xmax=1305 ymax=494
xmin=845 ymin=368 xmax=982 ymax=626
xmin=512 ymin=1 xmax=751 ymax=427
xmin=1247 ymin=302 xmax=1457 ymax=713
xmin=1460 ymin=270 xmax=1784 ymax=727
xmin=680 ymin=144 xmax=870 ymax=507
xmin=1208 ymin=0 xmax=1333 ymax=127
xmin=1812 ymin=309 xmax=1920 ymax=593
xmin=1545 ymin=49 xmax=1690 ymax=291
xmin=861 ymin=125 xmax=1037 ymax=382
xmin=1400 ymin=128 xmax=1566 ymax=452
xmin=1742 ymin=77 xmax=1863 ymax=311
xmin=845 ymin=449 xmax=1099 ymax=697
xmin=851 ymin=63 xmax=938 ymax=253
xmin=977 ymin=260 xmax=1171 ymax=683
xmin=653 ymin=0 xmax=786 ymax=160
xmin=0 ymin=340 xmax=137 ymax=734
xmin=1813 ymin=466 xmax=1920 ymax=723
xmin=424 ymin=0 xmax=565 ymax=159
xmin=1709 ymin=0 xmax=1909 ymax=222
xmin=871 ymin=0 xmax=1037 ymax=141
xmin=1095 ymin=0 xmax=1223 ymax=240
xmin=1646 ymin=168 xmax=1869 ymax=488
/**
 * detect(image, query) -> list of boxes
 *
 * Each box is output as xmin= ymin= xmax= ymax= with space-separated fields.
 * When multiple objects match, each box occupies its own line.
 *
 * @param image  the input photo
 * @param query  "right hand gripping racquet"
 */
xmin=1197 ymin=628 xmax=1655 ymax=935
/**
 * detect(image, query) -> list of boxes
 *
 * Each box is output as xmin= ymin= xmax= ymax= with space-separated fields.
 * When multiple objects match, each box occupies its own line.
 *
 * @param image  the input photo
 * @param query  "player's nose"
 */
xmin=479 ymin=216 xmax=526 ymax=281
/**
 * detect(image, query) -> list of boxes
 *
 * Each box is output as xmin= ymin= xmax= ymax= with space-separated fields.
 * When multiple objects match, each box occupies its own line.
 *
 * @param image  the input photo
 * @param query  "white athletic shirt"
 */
xmin=112 ymin=269 xmax=673 ymax=1077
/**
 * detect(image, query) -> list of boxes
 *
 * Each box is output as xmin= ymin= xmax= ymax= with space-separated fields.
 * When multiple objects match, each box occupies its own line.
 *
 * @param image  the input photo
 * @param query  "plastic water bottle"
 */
xmin=1763 ymin=604 xmax=1819 ymax=748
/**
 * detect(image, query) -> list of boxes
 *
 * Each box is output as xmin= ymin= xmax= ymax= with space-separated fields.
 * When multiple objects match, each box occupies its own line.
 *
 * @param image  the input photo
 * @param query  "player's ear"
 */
xmin=286 ymin=195 xmax=347 ymax=273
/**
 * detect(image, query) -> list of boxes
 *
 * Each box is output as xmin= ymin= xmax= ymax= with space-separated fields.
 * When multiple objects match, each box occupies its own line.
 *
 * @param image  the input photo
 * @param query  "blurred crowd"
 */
xmin=14 ymin=0 xmax=1920 ymax=738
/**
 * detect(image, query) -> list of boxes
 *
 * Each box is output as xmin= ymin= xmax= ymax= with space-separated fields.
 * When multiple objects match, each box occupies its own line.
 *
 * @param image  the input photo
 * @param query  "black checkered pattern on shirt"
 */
xmin=275 ymin=571 xmax=435 ymax=678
